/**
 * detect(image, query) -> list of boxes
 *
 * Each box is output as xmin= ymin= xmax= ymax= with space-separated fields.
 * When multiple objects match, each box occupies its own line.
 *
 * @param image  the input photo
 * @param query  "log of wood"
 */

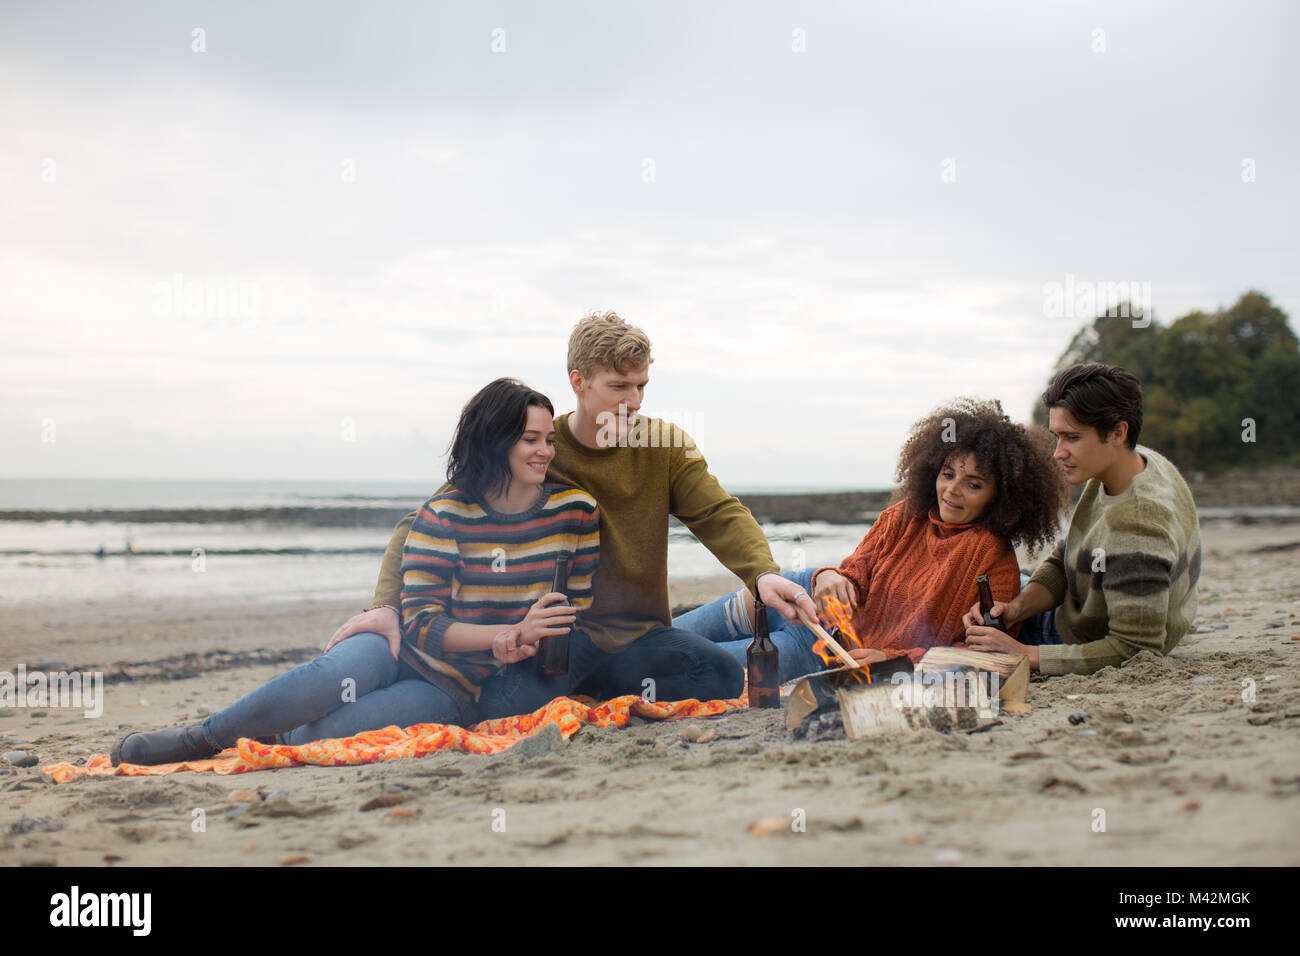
xmin=785 ymin=676 xmax=827 ymax=730
xmin=836 ymin=665 xmax=996 ymax=738
xmin=783 ymin=658 xmax=916 ymax=731
xmin=917 ymin=647 xmax=1029 ymax=704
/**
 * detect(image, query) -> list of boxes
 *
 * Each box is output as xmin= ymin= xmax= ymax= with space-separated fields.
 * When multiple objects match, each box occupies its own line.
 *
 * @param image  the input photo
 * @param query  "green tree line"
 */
xmin=1033 ymin=291 xmax=1300 ymax=473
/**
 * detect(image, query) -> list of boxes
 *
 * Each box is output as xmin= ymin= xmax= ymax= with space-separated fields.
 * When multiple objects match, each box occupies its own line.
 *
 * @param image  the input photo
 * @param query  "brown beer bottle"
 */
xmin=976 ymin=573 xmax=1009 ymax=634
xmin=539 ymin=553 xmax=572 ymax=676
xmin=747 ymin=597 xmax=781 ymax=709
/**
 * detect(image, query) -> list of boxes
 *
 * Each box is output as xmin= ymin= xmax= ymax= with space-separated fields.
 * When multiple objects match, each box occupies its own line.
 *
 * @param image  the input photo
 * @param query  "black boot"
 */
xmin=111 ymin=724 xmax=220 ymax=767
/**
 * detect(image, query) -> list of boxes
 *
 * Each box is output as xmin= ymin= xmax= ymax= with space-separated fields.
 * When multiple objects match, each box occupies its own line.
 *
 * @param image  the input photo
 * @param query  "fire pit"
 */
xmin=781 ymin=597 xmax=1029 ymax=738
xmin=784 ymin=656 xmax=915 ymax=731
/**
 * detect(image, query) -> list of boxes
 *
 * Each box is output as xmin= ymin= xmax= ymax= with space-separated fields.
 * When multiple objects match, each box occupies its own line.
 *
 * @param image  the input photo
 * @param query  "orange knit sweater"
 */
xmin=814 ymin=501 xmax=1022 ymax=664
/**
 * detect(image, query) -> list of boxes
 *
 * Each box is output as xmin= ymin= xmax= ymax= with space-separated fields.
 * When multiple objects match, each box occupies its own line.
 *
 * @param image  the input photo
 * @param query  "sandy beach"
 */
xmin=2 ymin=517 xmax=1298 ymax=867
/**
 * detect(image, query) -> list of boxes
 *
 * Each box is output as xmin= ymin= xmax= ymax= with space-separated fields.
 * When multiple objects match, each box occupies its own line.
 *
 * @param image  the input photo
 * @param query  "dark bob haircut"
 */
xmin=447 ymin=378 xmax=554 ymax=503
xmin=894 ymin=398 xmax=1068 ymax=552
xmin=1042 ymin=363 xmax=1143 ymax=449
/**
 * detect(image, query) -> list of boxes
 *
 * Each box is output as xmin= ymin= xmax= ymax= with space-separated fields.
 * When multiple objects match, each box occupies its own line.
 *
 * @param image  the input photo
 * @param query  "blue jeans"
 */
xmin=672 ymin=568 xmax=827 ymax=685
xmin=474 ymin=625 xmax=745 ymax=721
xmin=1015 ymin=571 xmax=1062 ymax=645
xmin=200 ymin=632 xmax=461 ymax=748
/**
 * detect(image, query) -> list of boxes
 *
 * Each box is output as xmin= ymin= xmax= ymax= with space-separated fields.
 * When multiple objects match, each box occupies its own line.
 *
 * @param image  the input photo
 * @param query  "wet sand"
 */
xmin=2 ymin=520 xmax=1298 ymax=866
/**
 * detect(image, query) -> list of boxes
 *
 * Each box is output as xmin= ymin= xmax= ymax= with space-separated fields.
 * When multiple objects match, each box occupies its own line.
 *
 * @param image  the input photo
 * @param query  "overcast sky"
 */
xmin=3 ymin=0 xmax=1297 ymax=489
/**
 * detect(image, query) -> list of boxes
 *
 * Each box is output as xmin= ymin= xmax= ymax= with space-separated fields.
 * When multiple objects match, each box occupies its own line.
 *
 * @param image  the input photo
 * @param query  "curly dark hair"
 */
xmin=893 ymin=398 xmax=1068 ymax=551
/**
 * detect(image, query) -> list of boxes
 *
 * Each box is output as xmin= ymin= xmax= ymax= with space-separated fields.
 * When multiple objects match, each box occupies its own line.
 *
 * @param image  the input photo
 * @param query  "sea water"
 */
xmin=0 ymin=479 xmax=875 ymax=606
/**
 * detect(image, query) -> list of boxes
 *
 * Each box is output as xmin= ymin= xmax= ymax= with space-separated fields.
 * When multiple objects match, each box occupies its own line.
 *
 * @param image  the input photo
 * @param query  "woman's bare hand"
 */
xmin=961 ymin=599 xmax=1007 ymax=630
xmin=847 ymin=647 xmax=888 ymax=664
xmin=814 ymin=570 xmax=859 ymax=615
xmin=492 ymin=627 xmax=537 ymax=664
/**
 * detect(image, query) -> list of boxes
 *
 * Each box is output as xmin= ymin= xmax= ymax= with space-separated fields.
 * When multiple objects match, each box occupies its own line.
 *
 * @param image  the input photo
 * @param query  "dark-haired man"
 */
xmin=964 ymin=363 xmax=1201 ymax=675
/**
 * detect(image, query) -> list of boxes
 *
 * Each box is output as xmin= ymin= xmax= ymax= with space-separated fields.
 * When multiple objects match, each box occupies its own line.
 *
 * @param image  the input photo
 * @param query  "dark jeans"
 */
xmin=1018 ymin=610 xmax=1062 ymax=645
xmin=474 ymin=625 xmax=744 ymax=721
xmin=1015 ymin=572 xmax=1063 ymax=646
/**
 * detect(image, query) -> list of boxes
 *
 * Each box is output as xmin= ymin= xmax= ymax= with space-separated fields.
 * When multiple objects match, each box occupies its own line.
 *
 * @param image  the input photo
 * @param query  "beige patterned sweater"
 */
xmin=1029 ymin=445 xmax=1201 ymax=675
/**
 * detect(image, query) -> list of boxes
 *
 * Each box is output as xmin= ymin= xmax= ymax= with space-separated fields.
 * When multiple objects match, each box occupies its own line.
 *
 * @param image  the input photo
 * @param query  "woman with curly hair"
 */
xmin=673 ymin=398 xmax=1068 ymax=683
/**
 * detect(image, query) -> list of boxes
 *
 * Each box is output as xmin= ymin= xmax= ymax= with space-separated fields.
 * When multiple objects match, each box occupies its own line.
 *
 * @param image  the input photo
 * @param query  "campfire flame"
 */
xmin=812 ymin=596 xmax=872 ymax=684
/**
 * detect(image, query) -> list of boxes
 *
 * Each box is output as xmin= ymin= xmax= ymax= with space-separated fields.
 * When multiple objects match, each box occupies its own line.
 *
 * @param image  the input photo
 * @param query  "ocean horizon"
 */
xmin=0 ymin=477 xmax=883 ymax=512
xmin=0 ymin=477 xmax=879 ymax=606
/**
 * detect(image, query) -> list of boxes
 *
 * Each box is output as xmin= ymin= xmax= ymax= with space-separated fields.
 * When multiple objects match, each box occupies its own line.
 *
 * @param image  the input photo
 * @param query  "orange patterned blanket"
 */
xmin=42 ymin=692 xmax=746 ymax=783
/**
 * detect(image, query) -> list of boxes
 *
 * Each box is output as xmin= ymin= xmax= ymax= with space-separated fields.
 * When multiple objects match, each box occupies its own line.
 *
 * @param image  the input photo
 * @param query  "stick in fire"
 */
xmin=797 ymin=597 xmax=871 ymax=682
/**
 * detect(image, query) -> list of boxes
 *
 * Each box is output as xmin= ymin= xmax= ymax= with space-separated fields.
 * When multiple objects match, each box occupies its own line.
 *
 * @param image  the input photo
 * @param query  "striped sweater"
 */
xmin=398 ymin=483 xmax=599 ymax=723
xmin=1028 ymin=445 xmax=1201 ymax=675
xmin=374 ymin=412 xmax=779 ymax=653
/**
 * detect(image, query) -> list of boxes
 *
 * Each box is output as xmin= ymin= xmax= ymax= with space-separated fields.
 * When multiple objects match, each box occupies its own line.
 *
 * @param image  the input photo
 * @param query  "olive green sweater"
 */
xmin=372 ymin=412 xmax=779 ymax=653
xmin=1029 ymin=445 xmax=1201 ymax=675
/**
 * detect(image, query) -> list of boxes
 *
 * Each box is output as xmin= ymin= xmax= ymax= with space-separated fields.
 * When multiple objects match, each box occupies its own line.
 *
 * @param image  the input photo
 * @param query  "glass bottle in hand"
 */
xmin=747 ymin=597 xmax=781 ymax=708
xmin=539 ymin=553 xmax=572 ymax=676
xmin=976 ymin=574 xmax=1009 ymax=634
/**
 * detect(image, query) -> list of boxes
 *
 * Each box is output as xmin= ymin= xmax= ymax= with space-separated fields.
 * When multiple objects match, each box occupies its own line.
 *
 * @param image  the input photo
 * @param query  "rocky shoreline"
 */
xmin=6 ymin=467 xmax=1296 ymax=529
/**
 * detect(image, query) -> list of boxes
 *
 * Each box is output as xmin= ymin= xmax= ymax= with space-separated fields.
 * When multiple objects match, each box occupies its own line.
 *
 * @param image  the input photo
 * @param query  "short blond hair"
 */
xmin=566 ymin=311 xmax=654 ymax=378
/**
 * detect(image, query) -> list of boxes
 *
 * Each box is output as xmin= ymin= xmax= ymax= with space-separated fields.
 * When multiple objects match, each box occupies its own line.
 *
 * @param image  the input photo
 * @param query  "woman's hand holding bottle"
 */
xmin=517 ymin=592 xmax=576 ymax=647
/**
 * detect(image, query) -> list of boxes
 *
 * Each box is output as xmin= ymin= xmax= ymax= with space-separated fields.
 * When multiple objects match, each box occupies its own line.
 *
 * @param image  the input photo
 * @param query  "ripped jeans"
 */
xmin=671 ymin=568 xmax=827 ymax=684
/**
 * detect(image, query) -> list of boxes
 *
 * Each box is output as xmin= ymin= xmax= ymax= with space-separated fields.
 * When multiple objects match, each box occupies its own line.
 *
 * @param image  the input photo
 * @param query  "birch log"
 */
xmin=917 ymin=647 xmax=1029 ymax=704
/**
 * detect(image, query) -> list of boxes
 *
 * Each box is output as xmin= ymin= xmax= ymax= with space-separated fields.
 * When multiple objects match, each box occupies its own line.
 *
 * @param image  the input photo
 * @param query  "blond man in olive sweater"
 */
xmin=329 ymin=312 xmax=817 ymax=718
xmin=964 ymin=364 xmax=1201 ymax=675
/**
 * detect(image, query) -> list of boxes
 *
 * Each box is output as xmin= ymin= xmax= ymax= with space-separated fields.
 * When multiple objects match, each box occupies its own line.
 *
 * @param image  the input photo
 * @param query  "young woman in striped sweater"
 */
xmin=674 ymin=399 xmax=1067 ymax=682
xmin=113 ymin=379 xmax=599 ymax=766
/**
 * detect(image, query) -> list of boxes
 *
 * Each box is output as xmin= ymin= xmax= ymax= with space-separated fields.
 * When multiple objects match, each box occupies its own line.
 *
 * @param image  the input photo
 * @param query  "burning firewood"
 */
xmin=783 ymin=656 xmax=914 ymax=731
xmin=780 ymin=596 xmax=1031 ymax=738
xmin=795 ymin=605 xmax=860 ymax=670
xmin=782 ymin=646 xmax=1029 ymax=738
